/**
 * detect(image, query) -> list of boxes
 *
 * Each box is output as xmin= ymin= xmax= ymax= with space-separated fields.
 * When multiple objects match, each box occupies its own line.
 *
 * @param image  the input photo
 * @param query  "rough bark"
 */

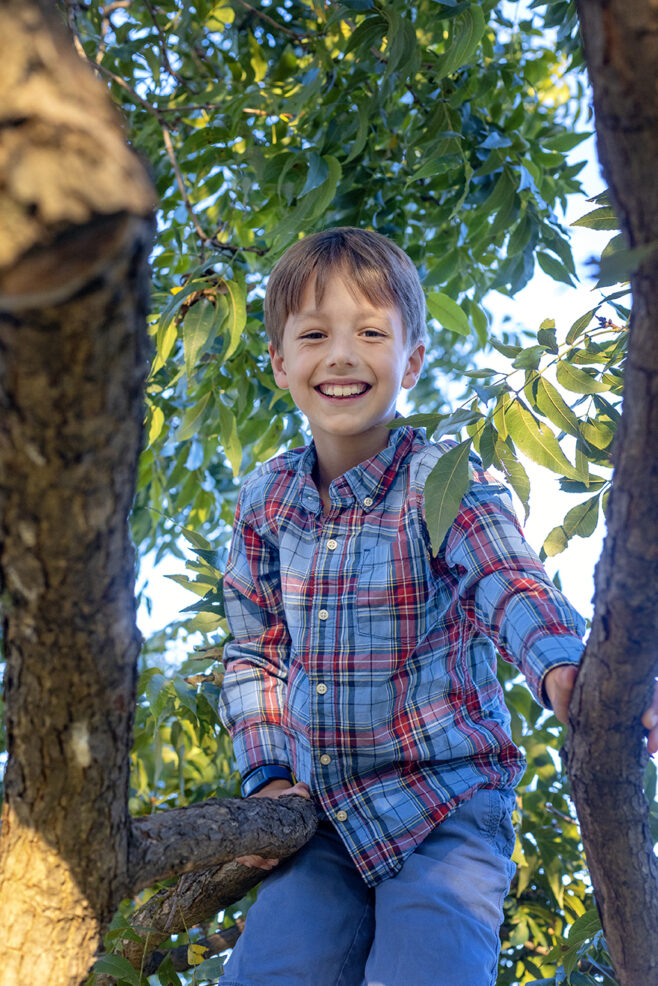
xmin=566 ymin=3 xmax=658 ymax=984
xmin=0 ymin=2 xmax=155 ymax=983
xmin=129 ymin=794 xmax=319 ymax=893
xmin=107 ymin=796 xmax=317 ymax=978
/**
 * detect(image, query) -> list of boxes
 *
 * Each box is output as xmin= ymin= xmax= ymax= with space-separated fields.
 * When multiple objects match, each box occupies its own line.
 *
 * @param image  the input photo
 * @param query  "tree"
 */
xmin=0 ymin=0 xmax=656 ymax=984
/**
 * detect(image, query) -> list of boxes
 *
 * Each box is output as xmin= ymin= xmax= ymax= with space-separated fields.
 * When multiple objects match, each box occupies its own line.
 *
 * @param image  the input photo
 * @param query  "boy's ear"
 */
xmin=268 ymin=342 xmax=289 ymax=390
xmin=401 ymin=343 xmax=425 ymax=390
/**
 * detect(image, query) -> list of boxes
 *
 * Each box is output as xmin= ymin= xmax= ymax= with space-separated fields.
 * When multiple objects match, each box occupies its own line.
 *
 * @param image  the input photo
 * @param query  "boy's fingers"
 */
xmin=641 ymin=681 xmax=658 ymax=755
xmin=236 ymin=855 xmax=280 ymax=869
xmin=545 ymin=664 xmax=578 ymax=724
xmin=285 ymin=782 xmax=311 ymax=799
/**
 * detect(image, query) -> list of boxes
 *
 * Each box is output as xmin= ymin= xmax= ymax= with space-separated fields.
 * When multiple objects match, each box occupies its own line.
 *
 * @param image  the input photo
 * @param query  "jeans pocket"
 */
xmin=483 ymin=788 xmax=516 ymax=860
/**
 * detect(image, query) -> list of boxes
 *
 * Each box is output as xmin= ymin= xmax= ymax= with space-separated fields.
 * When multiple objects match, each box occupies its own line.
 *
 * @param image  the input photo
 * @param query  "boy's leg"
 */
xmin=222 ymin=821 xmax=374 ymax=986
xmin=364 ymin=789 xmax=516 ymax=986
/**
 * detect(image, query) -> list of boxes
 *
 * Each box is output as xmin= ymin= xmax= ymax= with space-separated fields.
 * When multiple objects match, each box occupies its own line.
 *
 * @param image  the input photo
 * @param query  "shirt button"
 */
xmin=318 ymin=608 xmax=329 ymax=621
xmin=363 ymin=497 xmax=373 ymax=507
xmin=316 ymin=682 xmax=327 ymax=695
xmin=326 ymin=538 xmax=338 ymax=550
xmin=320 ymin=753 xmax=331 ymax=765
xmin=336 ymin=810 xmax=348 ymax=822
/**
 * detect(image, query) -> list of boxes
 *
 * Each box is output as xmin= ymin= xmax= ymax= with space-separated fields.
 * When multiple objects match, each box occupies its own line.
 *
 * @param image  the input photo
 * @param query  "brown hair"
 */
xmin=264 ymin=227 xmax=427 ymax=352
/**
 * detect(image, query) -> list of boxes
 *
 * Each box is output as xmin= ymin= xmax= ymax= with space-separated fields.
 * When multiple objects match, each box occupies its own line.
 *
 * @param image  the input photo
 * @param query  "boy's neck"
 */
xmin=311 ymin=427 xmax=390 ymax=504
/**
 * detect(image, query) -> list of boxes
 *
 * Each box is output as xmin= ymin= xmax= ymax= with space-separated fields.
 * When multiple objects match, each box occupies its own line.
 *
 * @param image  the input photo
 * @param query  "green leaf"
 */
xmin=542 ymin=131 xmax=592 ymax=152
xmin=218 ymin=401 xmax=242 ymax=477
xmin=433 ymin=6 xmax=486 ymax=80
xmin=427 ymin=292 xmax=470 ymax=336
xmin=566 ymin=308 xmax=598 ymax=344
xmin=223 ymin=278 xmax=246 ymax=361
xmin=537 ymin=320 xmax=558 ymax=353
xmin=505 ymin=401 xmax=583 ymax=480
xmin=300 ymin=152 xmax=329 ymax=196
xmin=147 ymin=405 xmax=165 ymax=446
xmin=580 ymin=417 xmax=614 ymax=450
xmin=567 ymin=908 xmax=602 ymax=944
xmin=183 ymin=300 xmax=217 ymax=380
xmin=596 ymin=241 xmax=658 ymax=288
xmin=176 ymin=392 xmax=211 ymax=442
xmin=424 ymin=440 xmax=472 ymax=555
xmin=93 ymin=954 xmax=146 ymax=986
xmin=432 ymin=407 xmax=482 ymax=437
xmin=512 ymin=345 xmax=543 ymax=370
xmin=563 ymin=494 xmax=600 ymax=538
xmin=157 ymin=953 xmax=183 ymax=986
xmin=496 ymin=440 xmax=530 ymax=520
xmin=543 ymin=525 xmax=568 ymax=557
xmin=543 ymin=494 xmax=600 ymax=556
xmin=188 ymin=954 xmax=223 ymax=979
xmin=537 ymin=251 xmax=575 ymax=286
xmin=571 ymin=206 xmax=619 ymax=230
xmin=534 ymin=377 xmax=580 ymax=437
xmin=556 ymin=361 xmax=610 ymax=394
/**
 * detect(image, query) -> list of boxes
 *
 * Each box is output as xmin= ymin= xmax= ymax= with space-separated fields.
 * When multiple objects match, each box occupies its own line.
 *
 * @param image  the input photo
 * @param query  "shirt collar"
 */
xmin=295 ymin=425 xmax=419 ymax=512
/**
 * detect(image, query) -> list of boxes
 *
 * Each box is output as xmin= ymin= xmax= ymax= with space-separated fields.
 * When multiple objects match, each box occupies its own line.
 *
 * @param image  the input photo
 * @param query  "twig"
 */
xmin=142 ymin=0 xmax=186 ymax=86
xmin=93 ymin=60 xmax=166 ymax=121
xmin=161 ymin=124 xmax=209 ymax=245
xmin=236 ymin=0 xmax=311 ymax=42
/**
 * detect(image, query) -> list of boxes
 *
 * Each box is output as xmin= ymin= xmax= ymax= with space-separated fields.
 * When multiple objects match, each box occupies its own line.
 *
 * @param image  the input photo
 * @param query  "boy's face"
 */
xmin=269 ymin=273 xmax=424 ymax=464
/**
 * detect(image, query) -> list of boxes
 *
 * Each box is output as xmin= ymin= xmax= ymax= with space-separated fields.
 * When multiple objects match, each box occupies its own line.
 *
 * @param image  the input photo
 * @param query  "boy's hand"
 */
xmin=642 ymin=681 xmax=658 ymax=756
xmin=545 ymin=665 xmax=658 ymax=757
xmin=544 ymin=664 xmax=579 ymax=726
xmin=237 ymin=781 xmax=311 ymax=870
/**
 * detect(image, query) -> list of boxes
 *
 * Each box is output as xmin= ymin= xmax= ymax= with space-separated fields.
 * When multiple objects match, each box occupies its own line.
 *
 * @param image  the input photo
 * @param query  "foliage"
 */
xmin=66 ymin=0 xmax=589 ymax=561
xmin=11 ymin=0 xmax=649 ymax=983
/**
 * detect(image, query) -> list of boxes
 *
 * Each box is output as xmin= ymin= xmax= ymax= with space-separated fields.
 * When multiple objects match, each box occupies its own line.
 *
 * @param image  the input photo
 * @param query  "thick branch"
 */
xmin=129 ymin=794 xmax=319 ymax=894
xmin=104 ymin=797 xmax=317 ymax=975
xmin=567 ymin=3 xmax=658 ymax=984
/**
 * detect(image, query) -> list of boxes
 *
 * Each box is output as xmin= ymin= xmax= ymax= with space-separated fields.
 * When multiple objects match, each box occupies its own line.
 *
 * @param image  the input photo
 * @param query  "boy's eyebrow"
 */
xmin=293 ymin=307 xmax=393 ymax=322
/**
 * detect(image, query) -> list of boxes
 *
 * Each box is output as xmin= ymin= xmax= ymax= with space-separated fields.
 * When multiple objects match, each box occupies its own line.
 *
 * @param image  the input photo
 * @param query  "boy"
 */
xmin=217 ymin=228 xmax=657 ymax=986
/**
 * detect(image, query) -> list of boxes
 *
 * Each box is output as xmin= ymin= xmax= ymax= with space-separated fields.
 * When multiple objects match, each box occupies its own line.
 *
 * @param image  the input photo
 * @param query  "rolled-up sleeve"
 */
xmin=444 ymin=481 xmax=586 ymax=706
xmin=217 ymin=487 xmax=291 ymax=777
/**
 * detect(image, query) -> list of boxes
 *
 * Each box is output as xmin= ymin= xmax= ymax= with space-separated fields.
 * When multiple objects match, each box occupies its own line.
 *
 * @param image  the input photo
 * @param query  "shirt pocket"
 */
xmin=355 ymin=538 xmax=430 ymax=649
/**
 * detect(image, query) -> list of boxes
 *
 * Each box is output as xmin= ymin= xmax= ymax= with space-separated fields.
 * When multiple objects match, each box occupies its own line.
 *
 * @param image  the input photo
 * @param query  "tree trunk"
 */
xmin=566 ymin=3 xmax=658 ymax=984
xmin=0 ymin=6 xmax=318 ymax=984
xmin=0 ymin=2 xmax=155 ymax=982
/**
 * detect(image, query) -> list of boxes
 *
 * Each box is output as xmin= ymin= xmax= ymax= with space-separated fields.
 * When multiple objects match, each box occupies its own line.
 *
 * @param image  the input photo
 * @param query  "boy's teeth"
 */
xmin=319 ymin=383 xmax=368 ymax=397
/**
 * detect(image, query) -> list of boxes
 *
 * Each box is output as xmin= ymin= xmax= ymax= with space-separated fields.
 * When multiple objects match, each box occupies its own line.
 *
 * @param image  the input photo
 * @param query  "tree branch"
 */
xmin=96 ymin=796 xmax=319 ymax=977
xmin=128 ymin=794 xmax=318 ymax=894
xmin=565 ymin=3 xmax=658 ymax=984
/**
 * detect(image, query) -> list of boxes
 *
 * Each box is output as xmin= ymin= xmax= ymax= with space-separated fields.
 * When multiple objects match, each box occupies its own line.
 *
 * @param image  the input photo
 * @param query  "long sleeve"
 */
xmin=443 ymin=478 xmax=586 ymax=706
xmin=217 ymin=485 xmax=291 ymax=778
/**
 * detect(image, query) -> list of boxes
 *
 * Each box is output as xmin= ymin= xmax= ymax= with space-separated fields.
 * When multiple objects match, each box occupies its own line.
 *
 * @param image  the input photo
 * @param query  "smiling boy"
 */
xmin=217 ymin=228 xmax=658 ymax=986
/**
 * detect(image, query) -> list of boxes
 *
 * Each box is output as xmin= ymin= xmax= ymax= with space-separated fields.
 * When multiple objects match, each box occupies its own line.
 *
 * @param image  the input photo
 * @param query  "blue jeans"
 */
xmin=221 ymin=788 xmax=516 ymax=986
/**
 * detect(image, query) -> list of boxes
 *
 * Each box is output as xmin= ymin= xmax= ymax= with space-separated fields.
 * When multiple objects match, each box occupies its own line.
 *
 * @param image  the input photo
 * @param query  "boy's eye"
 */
xmin=362 ymin=328 xmax=386 ymax=338
xmin=299 ymin=330 xmax=325 ymax=340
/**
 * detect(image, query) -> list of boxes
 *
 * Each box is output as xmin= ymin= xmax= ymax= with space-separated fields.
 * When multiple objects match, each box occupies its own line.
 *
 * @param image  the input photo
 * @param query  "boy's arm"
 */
xmin=443 ymin=479 xmax=586 ymax=708
xmin=218 ymin=487 xmax=292 ymax=786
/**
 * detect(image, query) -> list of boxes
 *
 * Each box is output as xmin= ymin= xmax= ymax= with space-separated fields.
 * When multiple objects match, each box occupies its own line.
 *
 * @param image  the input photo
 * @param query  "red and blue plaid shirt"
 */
xmin=218 ymin=426 xmax=585 ymax=886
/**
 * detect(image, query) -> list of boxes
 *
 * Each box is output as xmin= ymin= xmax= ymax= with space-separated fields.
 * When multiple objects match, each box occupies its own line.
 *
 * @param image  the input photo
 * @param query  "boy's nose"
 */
xmin=326 ymin=335 xmax=357 ymax=366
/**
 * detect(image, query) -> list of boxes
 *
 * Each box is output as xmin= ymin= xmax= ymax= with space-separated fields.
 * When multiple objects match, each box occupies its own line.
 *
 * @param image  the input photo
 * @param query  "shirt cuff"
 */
xmin=525 ymin=633 xmax=585 ymax=708
xmin=231 ymin=722 xmax=291 ymax=778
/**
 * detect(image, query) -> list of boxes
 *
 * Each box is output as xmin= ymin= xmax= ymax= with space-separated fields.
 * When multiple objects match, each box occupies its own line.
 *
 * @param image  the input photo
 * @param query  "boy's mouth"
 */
xmin=316 ymin=382 xmax=371 ymax=398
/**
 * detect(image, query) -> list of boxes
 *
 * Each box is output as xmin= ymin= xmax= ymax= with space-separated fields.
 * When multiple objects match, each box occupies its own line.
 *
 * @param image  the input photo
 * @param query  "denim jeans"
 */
xmin=221 ymin=788 xmax=516 ymax=986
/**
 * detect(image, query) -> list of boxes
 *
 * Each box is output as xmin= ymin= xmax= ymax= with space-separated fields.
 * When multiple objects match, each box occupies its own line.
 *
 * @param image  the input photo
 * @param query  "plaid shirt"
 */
xmin=218 ymin=426 xmax=585 ymax=886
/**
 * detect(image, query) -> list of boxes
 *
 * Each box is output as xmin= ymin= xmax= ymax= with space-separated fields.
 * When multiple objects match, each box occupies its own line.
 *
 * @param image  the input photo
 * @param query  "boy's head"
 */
xmin=264 ymin=227 xmax=427 ymax=355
